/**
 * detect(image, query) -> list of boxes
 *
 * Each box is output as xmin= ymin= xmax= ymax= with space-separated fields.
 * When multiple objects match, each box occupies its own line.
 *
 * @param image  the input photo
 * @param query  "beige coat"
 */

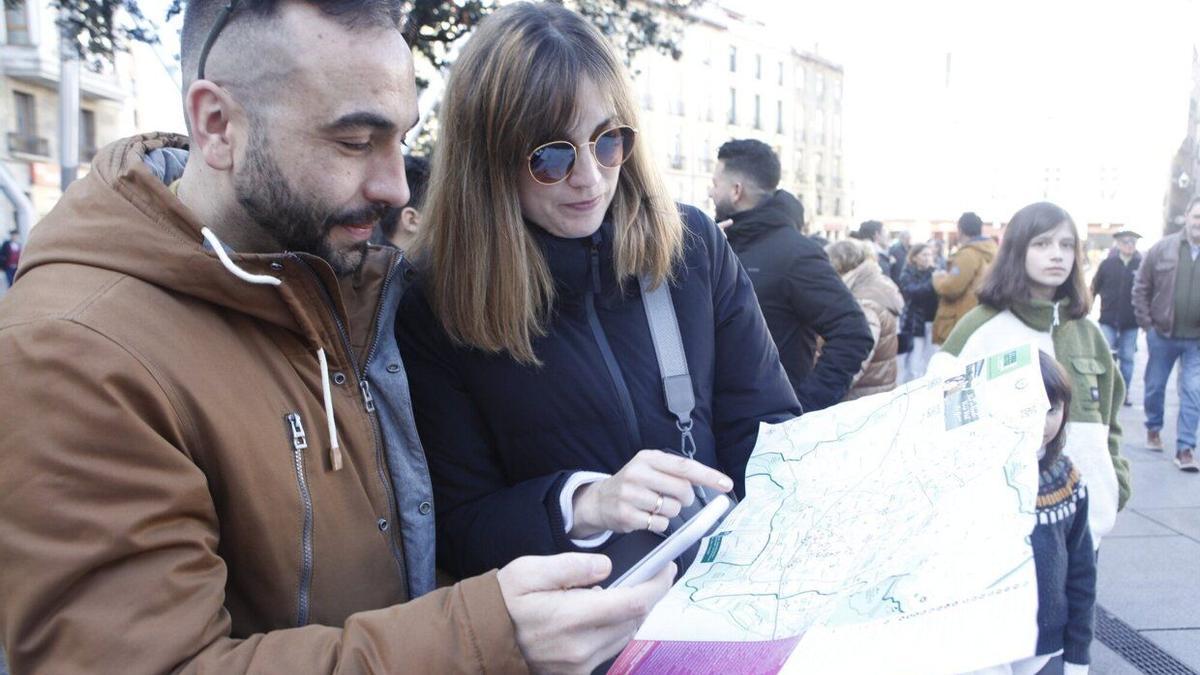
xmin=841 ymin=261 xmax=904 ymax=400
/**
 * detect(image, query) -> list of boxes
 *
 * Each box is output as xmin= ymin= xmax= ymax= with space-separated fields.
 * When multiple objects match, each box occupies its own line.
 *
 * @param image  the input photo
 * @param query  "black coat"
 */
xmin=898 ymin=264 xmax=938 ymax=337
xmin=1091 ymin=249 xmax=1141 ymax=329
xmin=395 ymin=206 xmax=801 ymax=578
xmin=723 ymin=190 xmax=873 ymax=411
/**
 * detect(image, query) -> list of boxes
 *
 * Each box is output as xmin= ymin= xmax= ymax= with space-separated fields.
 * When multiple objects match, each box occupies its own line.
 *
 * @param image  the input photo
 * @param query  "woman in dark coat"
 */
xmin=898 ymin=243 xmax=940 ymax=382
xmin=395 ymin=3 xmax=800 ymax=580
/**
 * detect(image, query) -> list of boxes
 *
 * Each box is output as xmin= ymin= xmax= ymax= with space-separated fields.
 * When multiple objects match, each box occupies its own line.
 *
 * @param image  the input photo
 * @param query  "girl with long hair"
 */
xmin=395 ymin=2 xmax=800 ymax=580
xmin=933 ymin=202 xmax=1130 ymax=548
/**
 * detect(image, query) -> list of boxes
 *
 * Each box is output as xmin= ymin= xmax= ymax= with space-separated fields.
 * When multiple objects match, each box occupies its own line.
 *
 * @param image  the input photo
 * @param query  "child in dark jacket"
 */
xmin=977 ymin=351 xmax=1095 ymax=675
xmin=1026 ymin=351 xmax=1097 ymax=674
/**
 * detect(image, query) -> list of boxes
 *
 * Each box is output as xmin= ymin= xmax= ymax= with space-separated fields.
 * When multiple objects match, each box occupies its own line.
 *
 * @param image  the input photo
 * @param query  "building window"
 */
xmin=755 ymin=54 xmax=762 ymax=80
xmin=776 ymin=100 xmax=784 ymax=135
xmin=80 ymin=109 xmax=97 ymax=162
xmin=796 ymin=66 xmax=806 ymax=93
xmin=795 ymin=150 xmax=805 ymax=182
xmin=728 ymin=87 xmax=737 ymax=125
xmin=778 ymin=61 xmax=785 ymax=86
xmin=729 ymin=46 xmax=737 ymax=73
xmin=9 ymin=91 xmax=48 ymax=156
xmin=817 ymin=73 xmax=826 ymax=100
xmin=670 ymin=133 xmax=684 ymax=170
xmin=815 ymin=152 xmax=825 ymax=185
xmin=4 ymin=0 xmax=31 ymax=46
xmin=816 ymin=193 xmax=824 ymax=216
xmin=835 ymin=197 xmax=842 ymax=217
xmin=815 ymin=110 xmax=826 ymax=145
xmin=701 ymin=138 xmax=713 ymax=172
xmin=753 ymin=95 xmax=762 ymax=129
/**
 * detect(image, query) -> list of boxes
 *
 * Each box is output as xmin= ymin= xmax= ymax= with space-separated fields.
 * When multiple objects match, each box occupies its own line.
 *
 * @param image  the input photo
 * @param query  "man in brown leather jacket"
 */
xmin=0 ymin=2 xmax=672 ymax=673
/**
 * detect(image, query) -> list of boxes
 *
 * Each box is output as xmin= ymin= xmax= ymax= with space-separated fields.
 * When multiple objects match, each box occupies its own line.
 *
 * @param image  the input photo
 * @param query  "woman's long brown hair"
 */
xmin=412 ymin=2 xmax=682 ymax=365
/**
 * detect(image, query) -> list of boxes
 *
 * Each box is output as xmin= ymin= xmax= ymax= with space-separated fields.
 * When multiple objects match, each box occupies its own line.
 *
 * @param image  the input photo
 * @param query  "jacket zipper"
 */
xmin=289 ymin=254 xmax=407 ymax=579
xmin=286 ymin=412 xmax=314 ymax=627
xmin=585 ymin=240 xmax=642 ymax=449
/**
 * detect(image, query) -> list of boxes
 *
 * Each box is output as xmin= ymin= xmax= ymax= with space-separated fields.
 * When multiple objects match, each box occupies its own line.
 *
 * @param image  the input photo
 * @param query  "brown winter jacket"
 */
xmin=1132 ymin=231 xmax=1183 ymax=336
xmin=931 ymin=238 xmax=998 ymax=344
xmin=0 ymin=134 xmax=527 ymax=674
xmin=842 ymin=261 xmax=904 ymax=400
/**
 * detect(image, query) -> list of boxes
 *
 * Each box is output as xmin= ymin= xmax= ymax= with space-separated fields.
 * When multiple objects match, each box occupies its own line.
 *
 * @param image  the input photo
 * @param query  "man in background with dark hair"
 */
xmin=374 ymin=153 xmax=429 ymax=250
xmin=709 ymin=139 xmax=872 ymax=411
xmin=0 ymin=1 xmax=673 ymax=672
xmin=1133 ymin=195 xmax=1200 ymax=470
xmin=932 ymin=211 xmax=997 ymax=344
xmin=852 ymin=219 xmax=893 ymax=272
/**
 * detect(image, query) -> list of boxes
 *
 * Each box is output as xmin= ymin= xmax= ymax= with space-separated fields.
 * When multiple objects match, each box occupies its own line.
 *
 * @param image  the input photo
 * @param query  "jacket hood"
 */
xmin=724 ymin=190 xmax=803 ymax=245
xmin=842 ymin=261 xmax=903 ymax=315
xmin=19 ymin=134 xmax=367 ymax=342
xmin=960 ymin=237 xmax=998 ymax=261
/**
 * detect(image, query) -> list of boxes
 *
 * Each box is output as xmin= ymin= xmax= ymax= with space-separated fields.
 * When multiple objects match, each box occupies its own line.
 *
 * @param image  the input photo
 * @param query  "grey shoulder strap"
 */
xmin=639 ymin=275 xmax=696 ymax=446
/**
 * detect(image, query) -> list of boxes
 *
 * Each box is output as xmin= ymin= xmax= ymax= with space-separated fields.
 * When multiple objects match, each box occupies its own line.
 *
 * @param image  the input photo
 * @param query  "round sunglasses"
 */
xmin=526 ymin=125 xmax=637 ymax=186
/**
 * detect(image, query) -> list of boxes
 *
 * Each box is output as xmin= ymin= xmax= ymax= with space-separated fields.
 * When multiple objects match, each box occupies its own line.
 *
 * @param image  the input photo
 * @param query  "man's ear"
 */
xmin=730 ymin=180 xmax=744 ymax=205
xmin=399 ymin=207 xmax=421 ymax=235
xmin=185 ymin=80 xmax=243 ymax=172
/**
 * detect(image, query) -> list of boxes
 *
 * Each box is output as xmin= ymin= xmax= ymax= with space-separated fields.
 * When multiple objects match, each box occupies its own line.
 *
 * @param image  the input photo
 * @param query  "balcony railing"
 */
xmin=8 ymin=132 xmax=50 ymax=157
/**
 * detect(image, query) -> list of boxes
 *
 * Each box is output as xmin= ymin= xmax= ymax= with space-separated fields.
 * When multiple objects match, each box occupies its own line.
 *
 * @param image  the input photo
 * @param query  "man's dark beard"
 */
xmin=234 ymin=134 xmax=387 ymax=276
xmin=713 ymin=196 xmax=735 ymax=222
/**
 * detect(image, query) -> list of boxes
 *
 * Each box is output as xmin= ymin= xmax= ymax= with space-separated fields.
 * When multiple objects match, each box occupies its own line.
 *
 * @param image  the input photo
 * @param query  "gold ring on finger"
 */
xmin=646 ymin=511 xmax=655 ymax=530
xmin=651 ymin=494 xmax=664 ymax=516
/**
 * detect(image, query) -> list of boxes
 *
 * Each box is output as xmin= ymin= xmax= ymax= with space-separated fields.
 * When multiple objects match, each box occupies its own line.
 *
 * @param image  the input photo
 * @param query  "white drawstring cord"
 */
xmin=201 ymin=226 xmax=342 ymax=470
xmin=200 ymin=227 xmax=282 ymax=286
xmin=317 ymin=348 xmax=343 ymax=471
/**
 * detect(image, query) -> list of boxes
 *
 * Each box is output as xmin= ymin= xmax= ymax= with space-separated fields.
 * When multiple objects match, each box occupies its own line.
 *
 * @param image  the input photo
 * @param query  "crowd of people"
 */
xmin=0 ymin=0 xmax=1198 ymax=673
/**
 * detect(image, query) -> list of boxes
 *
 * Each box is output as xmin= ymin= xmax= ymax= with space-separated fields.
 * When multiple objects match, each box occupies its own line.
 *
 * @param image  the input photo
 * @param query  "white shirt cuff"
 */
xmin=1063 ymin=662 xmax=1088 ymax=675
xmin=560 ymin=471 xmax=613 ymax=548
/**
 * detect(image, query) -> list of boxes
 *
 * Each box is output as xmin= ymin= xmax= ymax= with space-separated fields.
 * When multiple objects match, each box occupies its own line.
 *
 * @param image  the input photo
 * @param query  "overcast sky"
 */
xmin=735 ymin=0 xmax=1199 ymax=232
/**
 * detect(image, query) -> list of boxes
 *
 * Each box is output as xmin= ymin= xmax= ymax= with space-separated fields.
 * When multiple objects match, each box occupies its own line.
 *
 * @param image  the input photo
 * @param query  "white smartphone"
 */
xmin=608 ymin=494 xmax=734 ymax=589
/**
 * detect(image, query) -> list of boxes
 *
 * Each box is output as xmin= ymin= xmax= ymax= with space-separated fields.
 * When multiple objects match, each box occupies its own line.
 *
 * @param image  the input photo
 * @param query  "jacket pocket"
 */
xmin=285 ymin=412 xmax=315 ymax=627
xmin=1069 ymin=357 xmax=1106 ymax=418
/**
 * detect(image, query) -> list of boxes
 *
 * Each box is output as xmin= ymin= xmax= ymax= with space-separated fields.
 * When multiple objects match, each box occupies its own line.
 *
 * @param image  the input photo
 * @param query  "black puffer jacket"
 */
xmin=898 ymin=264 xmax=938 ymax=338
xmin=723 ymin=190 xmax=873 ymax=411
xmin=1091 ymin=249 xmax=1141 ymax=329
xmin=395 ymin=205 xmax=801 ymax=578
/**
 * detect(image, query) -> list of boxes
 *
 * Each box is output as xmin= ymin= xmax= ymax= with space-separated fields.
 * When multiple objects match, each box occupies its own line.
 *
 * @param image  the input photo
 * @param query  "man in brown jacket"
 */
xmin=931 ymin=212 xmax=998 ymax=344
xmin=1132 ymin=196 xmax=1200 ymax=470
xmin=0 ymin=1 xmax=673 ymax=673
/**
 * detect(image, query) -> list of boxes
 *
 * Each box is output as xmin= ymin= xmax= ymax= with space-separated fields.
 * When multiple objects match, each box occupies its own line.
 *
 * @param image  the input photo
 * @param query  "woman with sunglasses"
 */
xmin=395 ymin=2 xmax=801 ymax=580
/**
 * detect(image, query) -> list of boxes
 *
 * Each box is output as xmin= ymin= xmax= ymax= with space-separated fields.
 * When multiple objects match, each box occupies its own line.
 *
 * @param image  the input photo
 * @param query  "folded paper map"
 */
xmin=612 ymin=344 xmax=1048 ymax=675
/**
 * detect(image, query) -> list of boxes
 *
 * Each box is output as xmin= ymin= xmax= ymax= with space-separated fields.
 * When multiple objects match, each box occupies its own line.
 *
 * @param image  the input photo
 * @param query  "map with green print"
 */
xmin=617 ymin=344 xmax=1049 ymax=675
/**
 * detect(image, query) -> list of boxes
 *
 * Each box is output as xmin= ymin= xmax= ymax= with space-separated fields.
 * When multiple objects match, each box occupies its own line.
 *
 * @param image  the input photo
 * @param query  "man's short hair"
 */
xmin=1187 ymin=194 xmax=1200 ymax=215
xmin=854 ymin=220 xmax=883 ymax=241
xmin=957 ymin=211 xmax=983 ymax=237
xmin=181 ymin=0 xmax=404 ymax=87
xmin=716 ymin=139 xmax=781 ymax=193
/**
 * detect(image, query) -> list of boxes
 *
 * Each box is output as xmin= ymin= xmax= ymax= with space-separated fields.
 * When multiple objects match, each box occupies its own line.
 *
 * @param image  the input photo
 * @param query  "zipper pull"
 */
xmin=1052 ymin=301 xmax=1061 ymax=328
xmin=287 ymin=413 xmax=308 ymax=450
xmin=590 ymin=243 xmax=602 ymax=295
xmin=360 ymin=379 xmax=376 ymax=413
